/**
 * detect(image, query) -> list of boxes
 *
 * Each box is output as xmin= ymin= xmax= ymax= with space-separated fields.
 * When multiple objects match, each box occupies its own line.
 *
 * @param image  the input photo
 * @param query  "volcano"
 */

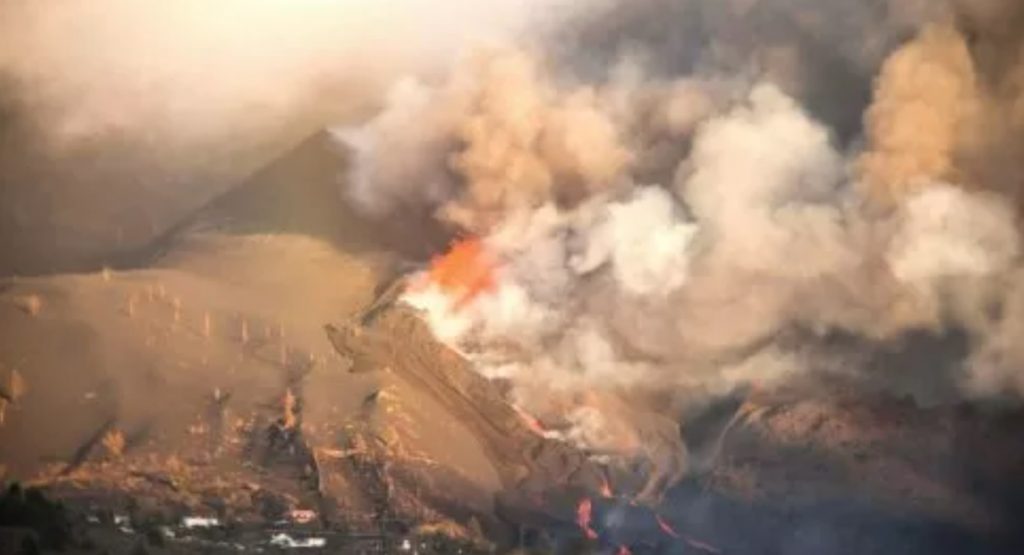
xmin=0 ymin=131 xmax=1022 ymax=554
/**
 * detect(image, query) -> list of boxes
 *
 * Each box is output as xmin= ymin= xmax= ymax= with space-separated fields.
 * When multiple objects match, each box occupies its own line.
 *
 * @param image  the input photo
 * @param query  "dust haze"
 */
xmin=0 ymin=0 xmax=575 ymax=275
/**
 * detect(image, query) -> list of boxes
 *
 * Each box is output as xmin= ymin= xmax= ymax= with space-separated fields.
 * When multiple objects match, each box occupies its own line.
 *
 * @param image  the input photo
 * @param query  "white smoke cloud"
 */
xmin=679 ymin=84 xmax=851 ymax=278
xmin=572 ymin=187 xmax=698 ymax=296
xmin=887 ymin=185 xmax=1020 ymax=284
xmin=336 ymin=78 xmax=462 ymax=216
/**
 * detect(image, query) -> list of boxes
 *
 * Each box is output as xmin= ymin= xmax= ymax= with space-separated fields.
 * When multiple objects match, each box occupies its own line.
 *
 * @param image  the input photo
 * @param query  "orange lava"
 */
xmin=576 ymin=498 xmax=599 ymax=541
xmin=513 ymin=405 xmax=547 ymax=436
xmin=418 ymin=237 xmax=497 ymax=308
xmin=655 ymin=514 xmax=680 ymax=539
xmin=599 ymin=474 xmax=614 ymax=498
xmin=656 ymin=514 xmax=721 ymax=554
xmin=684 ymin=537 xmax=722 ymax=554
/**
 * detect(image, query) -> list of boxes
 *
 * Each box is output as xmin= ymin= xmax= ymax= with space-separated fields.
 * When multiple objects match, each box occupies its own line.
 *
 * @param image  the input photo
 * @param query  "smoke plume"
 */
xmin=340 ymin=0 xmax=1024 ymax=494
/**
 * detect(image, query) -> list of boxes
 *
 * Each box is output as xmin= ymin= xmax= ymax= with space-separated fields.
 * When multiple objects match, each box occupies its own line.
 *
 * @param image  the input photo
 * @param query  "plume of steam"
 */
xmin=887 ymin=185 xmax=1019 ymax=286
xmin=572 ymin=187 xmax=697 ymax=296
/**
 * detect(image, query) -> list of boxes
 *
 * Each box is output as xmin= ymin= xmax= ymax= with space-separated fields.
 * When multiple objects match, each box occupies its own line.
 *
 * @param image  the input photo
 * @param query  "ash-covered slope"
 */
xmin=0 ymin=130 xmax=417 ymax=481
xmin=6 ymin=285 xmax=1024 ymax=554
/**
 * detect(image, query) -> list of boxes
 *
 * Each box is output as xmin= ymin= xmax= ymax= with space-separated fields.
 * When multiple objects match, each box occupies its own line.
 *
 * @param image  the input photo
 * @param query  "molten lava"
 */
xmin=576 ymin=498 xmax=599 ymax=540
xmin=656 ymin=514 xmax=721 ymax=554
xmin=512 ymin=404 xmax=547 ymax=436
xmin=655 ymin=514 xmax=679 ymax=539
xmin=599 ymin=474 xmax=613 ymax=498
xmin=416 ymin=237 xmax=496 ymax=308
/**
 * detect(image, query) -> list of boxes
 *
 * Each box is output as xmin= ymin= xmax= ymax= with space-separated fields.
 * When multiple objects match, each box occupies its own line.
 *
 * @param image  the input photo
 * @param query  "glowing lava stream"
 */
xmin=512 ymin=404 xmax=548 ymax=436
xmin=576 ymin=498 xmax=599 ymax=540
xmin=599 ymin=474 xmax=614 ymax=498
xmin=657 ymin=514 xmax=721 ymax=554
xmin=412 ymin=237 xmax=497 ymax=309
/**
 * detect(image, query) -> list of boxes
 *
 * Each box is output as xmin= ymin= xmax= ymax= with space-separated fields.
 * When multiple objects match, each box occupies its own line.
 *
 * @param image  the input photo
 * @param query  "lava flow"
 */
xmin=513 ymin=404 xmax=548 ymax=436
xmin=600 ymin=473 xmax=614 ymax=498
xmin=576 ymin=497 xmax=599 ymax=541
xmin=415 ymin=237 xmax=496 ymax=308
xmin=657 ymin=514 xmax=721 ymax=554
xmin=655 ymin=514 xmax=680 ymax=539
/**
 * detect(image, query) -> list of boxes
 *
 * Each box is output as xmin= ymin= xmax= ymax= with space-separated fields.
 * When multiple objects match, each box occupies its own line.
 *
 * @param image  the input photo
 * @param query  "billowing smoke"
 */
xmin=860 ymin=0 xmax=1024 ymax=204
xmin=338 ymin=0 xmax=1024 ymax=495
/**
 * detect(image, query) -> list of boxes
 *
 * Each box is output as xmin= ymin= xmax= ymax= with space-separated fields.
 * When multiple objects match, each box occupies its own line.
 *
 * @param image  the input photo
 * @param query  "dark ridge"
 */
xmin=93 ymin=130 xmax=450 ymax=272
